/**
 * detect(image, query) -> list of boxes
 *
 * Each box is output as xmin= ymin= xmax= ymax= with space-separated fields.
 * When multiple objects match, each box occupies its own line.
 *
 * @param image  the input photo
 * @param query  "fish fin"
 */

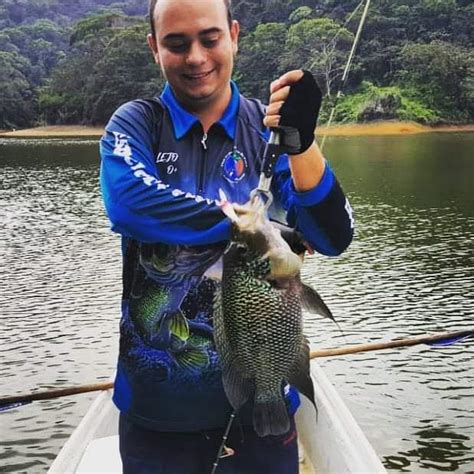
xmin=300 ymin=283 xmax=335 ymax=322
xmin=288 ymin=337 xmax=316 ymax=407
xmin=171 ymin=346 xmax=209 ymax=372
xmin=167 ymin=310 xmax=190 ymax=342
xmin=222 ymin=365 xmax=253 ymax=410
xmin=253 ymin=393 xmax=290 ymax=437
xmin=169 ymin=334 xmax=186 ymax=351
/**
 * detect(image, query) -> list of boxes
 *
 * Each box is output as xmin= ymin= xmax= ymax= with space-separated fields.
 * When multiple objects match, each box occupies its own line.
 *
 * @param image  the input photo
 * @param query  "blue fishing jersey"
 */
xmin=100 ymin=82 xmax=354 ymax=432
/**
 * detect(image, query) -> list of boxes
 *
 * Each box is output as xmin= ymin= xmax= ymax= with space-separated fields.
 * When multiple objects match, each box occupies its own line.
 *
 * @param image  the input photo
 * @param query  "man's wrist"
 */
xmin=288 ymin=138 xmax=316 ymax=159
xmin=288 ymin=141 xmax=325 ymax=192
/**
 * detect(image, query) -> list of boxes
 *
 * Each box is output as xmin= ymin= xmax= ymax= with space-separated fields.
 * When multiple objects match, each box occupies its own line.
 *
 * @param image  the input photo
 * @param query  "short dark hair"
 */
xmin=149 ymin=0 xmax=233 ymax=38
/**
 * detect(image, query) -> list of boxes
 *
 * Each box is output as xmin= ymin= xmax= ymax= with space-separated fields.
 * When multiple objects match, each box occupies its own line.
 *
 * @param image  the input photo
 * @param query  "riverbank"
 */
xmin=0 ymin=125 xmax=104 ymax=138
xmin=0 ymin=122 xmax=473 ymax=138
xmin=319 ymin=122 xmax=474 ymax=136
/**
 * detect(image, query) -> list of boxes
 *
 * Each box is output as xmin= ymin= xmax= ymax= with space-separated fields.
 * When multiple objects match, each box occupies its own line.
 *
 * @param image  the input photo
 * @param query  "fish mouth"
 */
xmin=225 ymin=242 xmax=249 ymax=259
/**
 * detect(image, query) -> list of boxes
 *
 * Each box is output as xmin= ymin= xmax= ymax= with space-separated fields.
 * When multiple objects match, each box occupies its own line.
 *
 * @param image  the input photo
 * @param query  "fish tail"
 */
xmin=253 ymin=392 xmax=290 ymax=437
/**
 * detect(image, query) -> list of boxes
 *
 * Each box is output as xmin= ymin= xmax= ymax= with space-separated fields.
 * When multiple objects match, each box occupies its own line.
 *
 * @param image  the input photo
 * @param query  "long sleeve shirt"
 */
xmin=99 ymin=82 xmax=354 ymax=431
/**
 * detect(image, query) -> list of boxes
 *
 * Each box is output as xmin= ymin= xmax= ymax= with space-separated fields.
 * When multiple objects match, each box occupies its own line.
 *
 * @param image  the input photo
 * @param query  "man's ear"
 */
xmin=230 ymin=20 xmax=240 ymax=55
xmin=147 ymin=33 xmax=160 ymax=65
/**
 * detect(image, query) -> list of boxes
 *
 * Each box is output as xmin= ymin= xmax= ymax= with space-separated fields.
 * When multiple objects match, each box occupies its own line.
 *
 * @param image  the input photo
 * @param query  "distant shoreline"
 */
xmin=319 ymin=122 xmax=474 ymax=136
xmin=0 ymin=122 xmax=473 ymax=139
xmin=0 ymin=125 xmax=104 ymax=138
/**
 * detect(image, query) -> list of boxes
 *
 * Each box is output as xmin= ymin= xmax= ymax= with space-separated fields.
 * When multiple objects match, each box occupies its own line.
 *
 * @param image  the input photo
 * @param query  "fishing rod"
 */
xmin=252 ymin=0 xmax=373 ymax=197
xmin=320 ymin=0 xmax=372 ymax=151
xmin=324 ymin=0 xmax=366 ymax=52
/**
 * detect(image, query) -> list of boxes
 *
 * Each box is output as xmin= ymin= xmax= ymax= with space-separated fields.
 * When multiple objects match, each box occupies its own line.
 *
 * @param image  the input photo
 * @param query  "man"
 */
xmin=100 ymin=0 xmax=354 ymax=472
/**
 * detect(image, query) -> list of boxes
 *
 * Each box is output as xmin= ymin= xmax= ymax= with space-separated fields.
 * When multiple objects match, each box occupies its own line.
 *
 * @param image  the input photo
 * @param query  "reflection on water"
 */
xmin=0 ymin=138 xmax=121 ymax=473
xmin=0 ymin=134 xmax=473 ymax=472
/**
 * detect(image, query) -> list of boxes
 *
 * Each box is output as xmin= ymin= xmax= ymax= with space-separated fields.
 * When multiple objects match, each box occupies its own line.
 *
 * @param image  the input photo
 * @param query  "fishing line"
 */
xmin=320 ymin=0 xmax=372 ymax=151
xmin=308 ymin=0 xmax=365 ymax=94
xmin=323 ymin=0 xmax=365 ymax=54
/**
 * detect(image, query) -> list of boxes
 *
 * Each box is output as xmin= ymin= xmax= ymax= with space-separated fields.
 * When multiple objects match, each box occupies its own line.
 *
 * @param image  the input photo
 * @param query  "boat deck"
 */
xmin=75 ymin=434 xmax=316 ymax=473
xmin=300 ymin=456 xmax=316 ymax=474
xmin=49 ymin=364 xmax=387 ymax=474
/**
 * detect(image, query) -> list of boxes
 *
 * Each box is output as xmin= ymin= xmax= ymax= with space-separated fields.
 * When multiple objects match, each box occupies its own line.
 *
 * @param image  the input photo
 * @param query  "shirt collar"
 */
xmin=160 ymin=81 xmax=240 ymax=140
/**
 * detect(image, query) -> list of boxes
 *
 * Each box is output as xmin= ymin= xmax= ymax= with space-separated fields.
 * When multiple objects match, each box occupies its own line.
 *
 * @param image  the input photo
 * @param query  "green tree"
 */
xmin=397 ymin=40 xmax=473 ymax=121
xmin=333 ymin=82 xmax=439 ymax=124
xmin=0 ymin=52 xmax=36 ymax=128
xmin=288 ymin=6 xmax=313 ymax=24
xmin=40 ymin=17 xmax=162 ymax=125
xmin=82 ymin=24 xmax=163 ymax=124
xmin=282 ymin=18 xmax=354 ymax=98
xmin=1 ymin=0 xmax=473 ymax=127
xmin=2 ymin=20 xmax=68 ymax=84
xmin=235 ymin=22 xmax=287 ymax=100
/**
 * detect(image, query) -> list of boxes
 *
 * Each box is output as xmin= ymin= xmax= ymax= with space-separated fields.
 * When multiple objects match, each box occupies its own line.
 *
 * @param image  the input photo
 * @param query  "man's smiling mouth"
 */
xmin=184 ymin=70 xmax=214 ymax=81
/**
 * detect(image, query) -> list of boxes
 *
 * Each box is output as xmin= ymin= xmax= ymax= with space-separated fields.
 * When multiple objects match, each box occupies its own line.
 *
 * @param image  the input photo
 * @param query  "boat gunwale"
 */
xmin=48 ymin=362 xmax=387 ymax=473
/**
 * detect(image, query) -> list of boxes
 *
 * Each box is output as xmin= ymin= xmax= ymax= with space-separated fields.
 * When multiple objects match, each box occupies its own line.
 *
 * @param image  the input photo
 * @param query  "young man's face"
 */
xmin=148 ymin=0 xmax=239 ymax=112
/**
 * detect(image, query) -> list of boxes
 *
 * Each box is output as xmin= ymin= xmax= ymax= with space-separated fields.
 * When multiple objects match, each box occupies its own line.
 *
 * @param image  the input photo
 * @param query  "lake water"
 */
xmin=0 ymin=133 xmax=473 ymax=473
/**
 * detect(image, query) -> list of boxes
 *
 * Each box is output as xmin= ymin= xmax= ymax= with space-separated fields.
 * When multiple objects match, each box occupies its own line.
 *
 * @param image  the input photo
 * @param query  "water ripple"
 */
xmin=1 ymin=136 xmax=474 ymax=472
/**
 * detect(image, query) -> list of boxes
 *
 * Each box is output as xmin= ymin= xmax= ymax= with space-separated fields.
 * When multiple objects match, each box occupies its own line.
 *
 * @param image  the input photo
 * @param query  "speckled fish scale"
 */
xmin=213 ymin=193 xmax=331 ymax=437
xmin=214 ymin=247 xmax=309 ymax=437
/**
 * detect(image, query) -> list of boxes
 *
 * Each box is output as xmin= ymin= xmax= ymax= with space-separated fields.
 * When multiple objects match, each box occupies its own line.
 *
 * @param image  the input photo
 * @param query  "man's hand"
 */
xmin=263 ymin=70 xmax=322 ymax=155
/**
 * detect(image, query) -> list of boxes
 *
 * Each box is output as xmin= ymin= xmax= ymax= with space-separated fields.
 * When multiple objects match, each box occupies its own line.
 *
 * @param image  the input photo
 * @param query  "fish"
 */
xmin=213 ymin=191 xmax=335 ymax=437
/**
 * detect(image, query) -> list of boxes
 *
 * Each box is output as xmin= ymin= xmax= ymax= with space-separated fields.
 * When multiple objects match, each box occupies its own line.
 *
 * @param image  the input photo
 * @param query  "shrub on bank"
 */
xmin=323 ymin=82 xmax=440 ymax=125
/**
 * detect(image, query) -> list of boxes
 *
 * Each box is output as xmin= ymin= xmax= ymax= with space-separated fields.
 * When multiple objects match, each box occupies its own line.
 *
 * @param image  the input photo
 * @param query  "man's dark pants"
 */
xmin=119 ymin=414 xmax=299 ymax=473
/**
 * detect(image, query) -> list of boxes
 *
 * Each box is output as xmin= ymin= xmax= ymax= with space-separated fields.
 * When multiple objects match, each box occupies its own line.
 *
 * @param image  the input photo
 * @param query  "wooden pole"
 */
xmin=0 ymin=381 xmax=113 ymax=407
xmin=310 ymin=329 xmax=472 ymax=359
xmin=0 ymin=330 xmax=471 ymax=408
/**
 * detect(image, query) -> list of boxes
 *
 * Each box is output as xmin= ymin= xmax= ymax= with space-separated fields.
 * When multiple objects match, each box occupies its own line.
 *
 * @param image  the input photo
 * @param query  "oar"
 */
xmin=0 ymin=382 xmax=113 ymax=412
xmin=310 ymin=329 xmax=473 ymax=359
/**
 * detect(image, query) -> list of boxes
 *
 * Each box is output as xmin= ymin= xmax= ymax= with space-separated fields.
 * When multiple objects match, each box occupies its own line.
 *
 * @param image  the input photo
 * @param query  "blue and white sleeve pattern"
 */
xmin=272 ymin=154 xmax=354 ymax=256
xmin=100 ymin=100 xmax=230 ymax=245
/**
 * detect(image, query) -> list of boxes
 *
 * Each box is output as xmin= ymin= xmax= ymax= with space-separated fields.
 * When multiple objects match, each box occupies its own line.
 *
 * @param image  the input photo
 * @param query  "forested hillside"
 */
xmin=0 ymin=0 xmax=472 ymax=129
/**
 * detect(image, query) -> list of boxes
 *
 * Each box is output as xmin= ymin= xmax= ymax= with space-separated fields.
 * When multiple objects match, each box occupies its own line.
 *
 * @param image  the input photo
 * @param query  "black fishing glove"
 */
xmin=279 ymin=70 xmax=322 ymax=154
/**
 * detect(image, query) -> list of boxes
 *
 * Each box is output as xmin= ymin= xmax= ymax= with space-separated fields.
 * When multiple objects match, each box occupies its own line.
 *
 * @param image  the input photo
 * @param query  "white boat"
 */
xmin=48 ymin=362 xmax=387 ymax=473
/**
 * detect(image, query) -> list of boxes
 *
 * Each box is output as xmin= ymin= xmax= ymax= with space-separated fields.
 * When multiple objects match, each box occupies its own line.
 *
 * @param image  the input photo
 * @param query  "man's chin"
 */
xmin=182 ymin=88 xmax=216 ymax=106
xmin=186 ymin=83 xmax=215 ymax=98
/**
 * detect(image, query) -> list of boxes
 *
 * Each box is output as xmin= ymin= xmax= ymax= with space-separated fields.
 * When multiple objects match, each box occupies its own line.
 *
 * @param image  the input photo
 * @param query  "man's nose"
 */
xmin=186 ymin=42 xmax=206 ymax=66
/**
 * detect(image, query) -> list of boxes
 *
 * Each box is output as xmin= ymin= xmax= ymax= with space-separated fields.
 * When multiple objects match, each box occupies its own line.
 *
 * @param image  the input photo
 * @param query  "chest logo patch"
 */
xmin=221 ymin=149 xmax=247 ymax=183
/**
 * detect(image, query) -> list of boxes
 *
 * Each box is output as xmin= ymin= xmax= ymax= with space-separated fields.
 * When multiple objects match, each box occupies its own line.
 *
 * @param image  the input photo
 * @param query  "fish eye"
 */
xmin=236 ymin=244 xmax=248 ymax=255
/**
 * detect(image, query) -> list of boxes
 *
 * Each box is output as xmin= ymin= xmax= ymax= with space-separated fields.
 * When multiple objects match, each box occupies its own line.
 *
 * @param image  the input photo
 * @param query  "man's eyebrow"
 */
xmin=162 ymin=33 xmax=187 ymax=42
xmin=162 ymin=27 xmax=222 ymax=42
xmin=199 ymin=27 xmax=222 ymax=36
